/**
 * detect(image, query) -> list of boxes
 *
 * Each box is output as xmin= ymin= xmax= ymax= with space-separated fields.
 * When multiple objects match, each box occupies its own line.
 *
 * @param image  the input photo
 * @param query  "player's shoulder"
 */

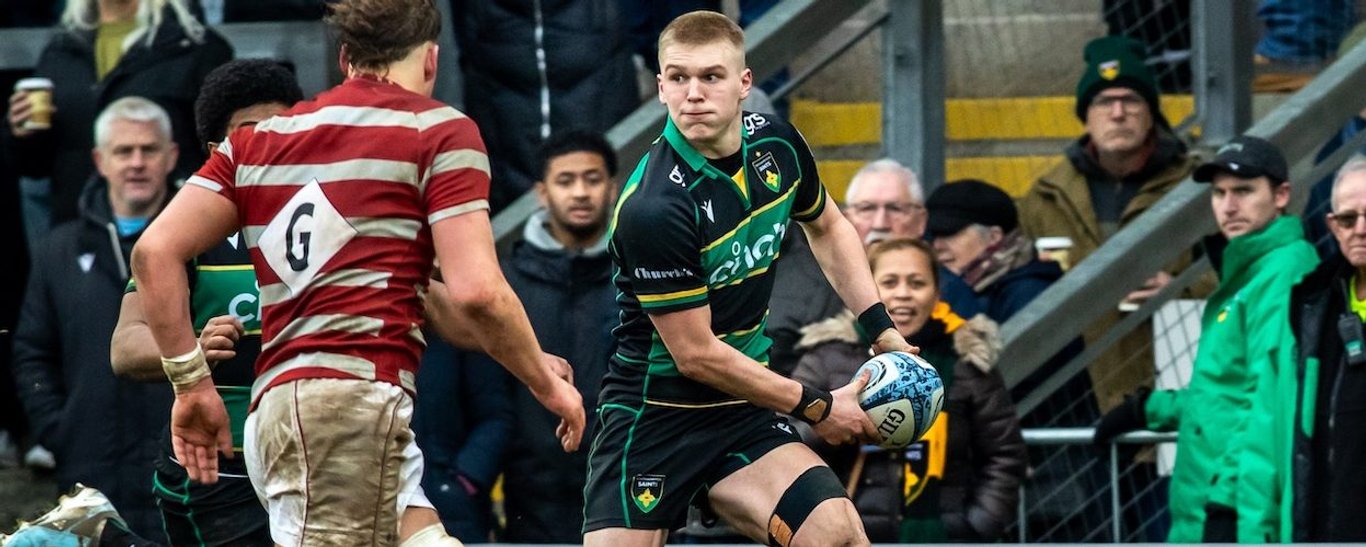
xmin=616 ymin=152 xmax=697 ymax=226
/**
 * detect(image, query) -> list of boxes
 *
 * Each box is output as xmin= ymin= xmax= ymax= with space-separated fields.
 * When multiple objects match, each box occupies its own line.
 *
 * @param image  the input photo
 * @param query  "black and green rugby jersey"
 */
xmin=127 ymin=233 xmax=260 ymax=451
xmin=608 ymin=111 xmax=827 ymax=394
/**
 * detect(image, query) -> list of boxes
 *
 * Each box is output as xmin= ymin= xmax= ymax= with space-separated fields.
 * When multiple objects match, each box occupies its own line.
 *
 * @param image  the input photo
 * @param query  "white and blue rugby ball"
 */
xmin=855 ymin=351 xmax=945 ymax=448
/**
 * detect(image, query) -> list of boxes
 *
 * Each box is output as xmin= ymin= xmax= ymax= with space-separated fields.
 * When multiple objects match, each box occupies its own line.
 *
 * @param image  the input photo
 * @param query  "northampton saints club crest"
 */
xmin=1099 ymin=59 xmax=1120 ymax=81
xmin=751 ymin=151 xmax=781 ymax=193
xmin=632 ymin=474 xmax=666 ymax=513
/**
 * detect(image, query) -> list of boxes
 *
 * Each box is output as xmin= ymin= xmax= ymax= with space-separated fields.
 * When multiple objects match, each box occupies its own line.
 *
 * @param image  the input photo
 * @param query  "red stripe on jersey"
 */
xmin=190 ymin=76 xmax=488 ymax=404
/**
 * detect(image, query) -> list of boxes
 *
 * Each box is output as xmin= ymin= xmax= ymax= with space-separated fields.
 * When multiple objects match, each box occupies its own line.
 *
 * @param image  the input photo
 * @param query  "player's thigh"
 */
xmin=583 ymin=527 xmax=668 ymax=547
xmin=246 ymin=379 xmax=410 ymax=546
xmin=707 ymin=443 xmax=868 ymax=547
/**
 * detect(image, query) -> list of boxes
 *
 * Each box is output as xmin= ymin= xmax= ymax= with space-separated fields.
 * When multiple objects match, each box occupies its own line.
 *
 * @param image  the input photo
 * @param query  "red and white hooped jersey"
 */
xmin=188 ymin=76 xmax=490 ymax=408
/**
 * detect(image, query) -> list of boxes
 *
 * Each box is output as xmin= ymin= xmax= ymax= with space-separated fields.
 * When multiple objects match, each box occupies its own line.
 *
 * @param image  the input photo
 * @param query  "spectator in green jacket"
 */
xmin=1093 ymin=135 xmax=1319 ymax=542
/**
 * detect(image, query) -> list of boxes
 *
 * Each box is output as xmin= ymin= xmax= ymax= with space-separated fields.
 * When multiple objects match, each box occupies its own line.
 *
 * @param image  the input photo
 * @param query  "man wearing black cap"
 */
xmin=927 ymin=179 xmax=1063 ymax=325
xmin=1016 ymin=35 xmax=1198 ymax=416
xmin=1094 ymin=136 xmax=1318 ymax=542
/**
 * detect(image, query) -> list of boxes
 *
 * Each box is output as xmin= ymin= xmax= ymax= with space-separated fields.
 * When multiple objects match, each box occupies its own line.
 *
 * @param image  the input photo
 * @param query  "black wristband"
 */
xmin=855 ymin=303 xmax=896 ymax=344
xmin=791 ymin=384 xmax=833 ymax=425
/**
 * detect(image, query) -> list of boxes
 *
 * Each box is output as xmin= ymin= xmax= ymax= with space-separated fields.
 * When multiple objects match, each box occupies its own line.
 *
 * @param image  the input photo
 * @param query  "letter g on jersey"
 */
xmin=256 ymin=179 xmax=358 ymax=297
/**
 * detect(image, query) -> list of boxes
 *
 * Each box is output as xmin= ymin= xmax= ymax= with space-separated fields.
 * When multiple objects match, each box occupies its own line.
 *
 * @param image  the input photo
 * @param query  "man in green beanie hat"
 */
xmin=1018 ymin=35 xmax=1199 ymax=416
xmin=1017 ymin=37 xmax=1206 ymax=542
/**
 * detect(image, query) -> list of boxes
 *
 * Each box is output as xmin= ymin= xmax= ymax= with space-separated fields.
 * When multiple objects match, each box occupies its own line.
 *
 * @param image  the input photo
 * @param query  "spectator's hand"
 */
xmin=1092 ymin=388 xmax=1150 ymax=455
xmin=531 ymin=354 xmax=584 ymax=453
xmin=871 ymin=328 xmax=917 ymax=356
xmin=813 ymin=370 xmax=878 ymax=445
xmin=198 ymin=315 xmax=244 ymax=366
xmin=1122 ymin=271 xmax=1173 ymax=308
xmin=169 ymin=377 xmax=233 ymax=485
xmin=1202 ymin=503 xmax=1237 ymax=542
xmin=8 ymin=91 xmax=35 ymax=138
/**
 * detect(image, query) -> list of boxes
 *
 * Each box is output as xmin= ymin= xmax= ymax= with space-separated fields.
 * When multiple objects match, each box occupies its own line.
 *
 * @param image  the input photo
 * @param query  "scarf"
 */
xmin=959 ymin=228 xmax=1036 ymax=292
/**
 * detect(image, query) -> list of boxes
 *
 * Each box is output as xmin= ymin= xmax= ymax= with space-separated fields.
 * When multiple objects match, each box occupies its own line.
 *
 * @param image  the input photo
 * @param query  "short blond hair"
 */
xmin=658 ymin=11 xmax=745 ymax=66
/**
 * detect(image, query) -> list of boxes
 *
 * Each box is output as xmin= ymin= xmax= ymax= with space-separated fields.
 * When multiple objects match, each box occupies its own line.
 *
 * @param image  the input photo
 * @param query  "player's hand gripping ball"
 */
xmin=854 ymin=351 xmax=944 ymax=448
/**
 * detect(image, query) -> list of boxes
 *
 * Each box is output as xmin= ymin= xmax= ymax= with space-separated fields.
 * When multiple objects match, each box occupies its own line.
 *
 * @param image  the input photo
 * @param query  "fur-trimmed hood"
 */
xmin=795 ymin=309 xmax=1003 ymax=373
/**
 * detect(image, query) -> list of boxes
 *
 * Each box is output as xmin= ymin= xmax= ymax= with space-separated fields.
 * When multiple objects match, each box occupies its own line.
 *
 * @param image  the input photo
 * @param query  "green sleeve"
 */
xmin=1144 ymin=389 xmax=1183 ymax=432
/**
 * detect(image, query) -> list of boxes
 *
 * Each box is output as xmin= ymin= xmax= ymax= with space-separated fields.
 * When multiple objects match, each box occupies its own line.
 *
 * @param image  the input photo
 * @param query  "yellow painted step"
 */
xmin=819 ymin=156 xmax=1061 ymax=202
xmin=792 ymin=95 xmax=1196 ymax=147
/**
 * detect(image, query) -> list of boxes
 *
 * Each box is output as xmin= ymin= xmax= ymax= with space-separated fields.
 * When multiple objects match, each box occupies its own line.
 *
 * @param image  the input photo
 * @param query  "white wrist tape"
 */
xmin=161 ymin=345 xmax=211 ymax=395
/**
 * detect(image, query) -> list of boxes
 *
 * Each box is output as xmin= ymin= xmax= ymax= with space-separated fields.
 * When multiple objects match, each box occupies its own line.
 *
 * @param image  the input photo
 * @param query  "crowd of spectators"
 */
xmin=1 ymin=0 xmax=1365 ymax=545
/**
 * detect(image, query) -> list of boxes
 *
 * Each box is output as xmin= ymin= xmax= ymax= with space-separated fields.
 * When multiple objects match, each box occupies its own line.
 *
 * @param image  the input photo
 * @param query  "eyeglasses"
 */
xmin=1328 ymin=210 xmax=1366 ymax=229
xmin=846 ymin=201 xmax=924 ymax=219
xmin=1089 ymin=94 xmax=1146 ymax=112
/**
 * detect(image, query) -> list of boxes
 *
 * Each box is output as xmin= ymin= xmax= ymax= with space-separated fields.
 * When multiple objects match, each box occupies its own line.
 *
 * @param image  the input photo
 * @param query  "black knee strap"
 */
xmin=767 ymin=466 xmax=847 ymax=547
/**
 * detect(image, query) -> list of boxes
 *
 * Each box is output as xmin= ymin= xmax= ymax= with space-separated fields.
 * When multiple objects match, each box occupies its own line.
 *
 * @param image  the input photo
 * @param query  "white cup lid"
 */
xmin=15 ymin=78 xmax=53 ymax=91
xmin=1035 ymin=236 xmax=1074 ymax=250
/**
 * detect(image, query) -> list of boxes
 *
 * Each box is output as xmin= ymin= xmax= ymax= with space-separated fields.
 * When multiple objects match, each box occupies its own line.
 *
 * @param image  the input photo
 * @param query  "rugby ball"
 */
xmin=854 ymin=351 xmax=944 ymax=448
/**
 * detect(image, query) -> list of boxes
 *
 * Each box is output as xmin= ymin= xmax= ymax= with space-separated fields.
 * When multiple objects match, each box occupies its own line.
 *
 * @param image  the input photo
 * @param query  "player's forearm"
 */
xmin=675 ymin=340 xmax=804 ymax=413
xmin=111 ymin=322 xmax=170 ymax=382
xmin=129 ymin=241 xmax=199 ymax=358
xmin=803 ymin=217 xmax=880 ymax=314
xmin=110 ymin=293 xmax=170 ymax=382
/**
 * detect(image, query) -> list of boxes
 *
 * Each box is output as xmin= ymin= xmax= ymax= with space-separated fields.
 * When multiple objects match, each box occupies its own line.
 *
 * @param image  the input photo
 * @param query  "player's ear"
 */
xmin=739 ymin=67 xmax=753 ymax=100
xmin=337 ymin=44 xmax=349 ymax=76
xmin=423 ymin=43 xmax=439 ymax=82
xmin=657 ymin=73 xmax=666 ymax=104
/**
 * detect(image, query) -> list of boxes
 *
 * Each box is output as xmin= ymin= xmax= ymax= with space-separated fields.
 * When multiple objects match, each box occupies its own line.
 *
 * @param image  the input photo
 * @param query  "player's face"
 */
xmin=536 ymin=150 xmax=615 ymax=242
xmin=1085 ymin=87 xmax=1154 ymax=156
xmin=94 ymin=119 xmax=176 ymax=213
xmin=1330 ymin=171 xmax=1366 ymax=269
xmin=844 ymin=171 xmax=925 ymax=244
xmin=658 ymin=40 xmax=752 ymax=152
xmin=932 ymin=225 xmax=998 ymax=275
xmin=874 ymin=248 xmax=940 ymax=338
xmin=1210 ymin=174 xmax=1287 ymax=239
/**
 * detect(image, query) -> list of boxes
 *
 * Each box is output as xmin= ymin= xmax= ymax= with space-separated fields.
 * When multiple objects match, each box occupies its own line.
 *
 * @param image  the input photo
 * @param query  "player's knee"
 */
xmin=398 ymin=524 xmax=465 ymax=547
xmin=766 ymin=466 xmax=858 ymax=547
xmin=792 ymin=498 xmax=868 ymax=547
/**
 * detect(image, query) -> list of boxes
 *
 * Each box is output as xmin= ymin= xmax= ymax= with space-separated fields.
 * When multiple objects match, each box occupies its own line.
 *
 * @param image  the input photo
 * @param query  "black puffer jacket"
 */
xmin=450 ymin=0 xmax=638 ymax=211
xmin=12 ymin=178 xmax=174 ymax=538
xmin=498 ymin=211 xmax=617 ymax=543
xmin=792 ymin=311 xmax=1026 ymax=542
xmin=5 ymin=4 xmax=230 ymax=223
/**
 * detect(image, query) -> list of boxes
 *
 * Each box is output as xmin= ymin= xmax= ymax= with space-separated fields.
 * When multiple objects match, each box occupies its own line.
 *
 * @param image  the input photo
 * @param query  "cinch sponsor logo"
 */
xmin=708 ymin=222 xmax=786 ymax=286
xmin=634 ymin=267 xmax=694 ymax=280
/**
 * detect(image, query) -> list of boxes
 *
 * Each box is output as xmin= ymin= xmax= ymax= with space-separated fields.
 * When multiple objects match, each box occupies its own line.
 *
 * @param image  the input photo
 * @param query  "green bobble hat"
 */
xmin=1075 ymin=36 xmax=1165 ymax=126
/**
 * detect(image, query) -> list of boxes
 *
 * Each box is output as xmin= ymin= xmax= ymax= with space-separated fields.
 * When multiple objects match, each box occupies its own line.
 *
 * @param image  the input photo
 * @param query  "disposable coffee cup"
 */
xmin=15 ymin=77 xmax=53 ymax=131
xmin=1035 ymin=236 xmax=1074 ymax=271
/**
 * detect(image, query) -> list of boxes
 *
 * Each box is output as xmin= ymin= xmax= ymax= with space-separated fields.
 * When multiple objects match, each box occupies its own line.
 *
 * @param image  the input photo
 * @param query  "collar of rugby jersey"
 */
xmin=662 ymin=114 xmax=753 ymax=208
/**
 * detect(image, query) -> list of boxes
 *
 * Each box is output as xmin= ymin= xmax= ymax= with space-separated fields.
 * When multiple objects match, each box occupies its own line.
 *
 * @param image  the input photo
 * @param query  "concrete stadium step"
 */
xmin=793 ymin=95 xmax=1196 ymax=200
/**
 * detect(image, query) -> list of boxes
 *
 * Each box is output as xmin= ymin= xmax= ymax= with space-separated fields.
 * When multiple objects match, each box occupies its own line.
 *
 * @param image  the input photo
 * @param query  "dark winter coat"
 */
xmin=792 ymin=311 xmax=1026 ymax=542
xmin=4 ymin=5 xmax=231 ymax=223
xmin=1277 ymin=255 xmax=1366 ymax=541
xmin=498 ymin=212 xmax=616 ymax=543
xmin=12 ymin=178 xmax=173 ymax=538
xmin=975 ymin=259 xmax=1064 ymax=325
xmin=450 ymin=0 xmax=638 ymax=210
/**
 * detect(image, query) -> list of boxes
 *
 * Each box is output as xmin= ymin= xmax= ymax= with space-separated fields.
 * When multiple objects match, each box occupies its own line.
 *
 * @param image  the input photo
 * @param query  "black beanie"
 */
xmin=1075 ymin=36 xmax=1164 ymax=125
